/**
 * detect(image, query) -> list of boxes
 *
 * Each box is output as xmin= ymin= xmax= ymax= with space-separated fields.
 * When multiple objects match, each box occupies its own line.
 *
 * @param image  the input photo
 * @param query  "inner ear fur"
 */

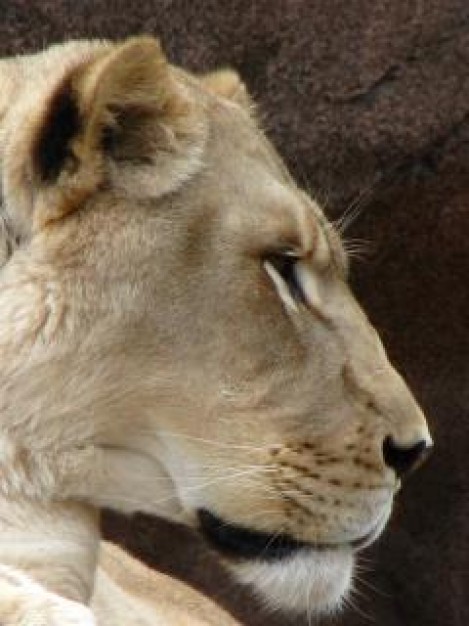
xmin=8 ymin=37 xmax=206 ymax=232
xmin=69 ymin=37 xmax=197 ymax=166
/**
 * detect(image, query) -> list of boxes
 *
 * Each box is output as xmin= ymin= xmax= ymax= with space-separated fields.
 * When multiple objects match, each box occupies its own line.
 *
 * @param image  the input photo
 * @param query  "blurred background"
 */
xmin=2 ymin=1 xmax=468 ymax=624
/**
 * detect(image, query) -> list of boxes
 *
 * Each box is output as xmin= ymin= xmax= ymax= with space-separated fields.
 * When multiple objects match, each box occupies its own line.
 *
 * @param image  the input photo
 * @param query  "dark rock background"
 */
xmin=2 ymin=1 xmax=468 ymax=624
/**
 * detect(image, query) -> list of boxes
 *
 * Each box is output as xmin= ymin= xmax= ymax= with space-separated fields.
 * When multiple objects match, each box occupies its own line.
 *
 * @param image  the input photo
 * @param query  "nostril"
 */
xmin=382 ymin=436 xmax=431 ymax=479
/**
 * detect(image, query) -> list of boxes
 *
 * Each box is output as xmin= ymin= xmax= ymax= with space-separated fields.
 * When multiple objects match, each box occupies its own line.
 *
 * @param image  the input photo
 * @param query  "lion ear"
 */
xmin=7 ymin=37 xmax=205 ymax=233
xmin=36 ymin=37 xmax=183 ymax=182
xmin=201 ymin=69 xmax=253 ymax=109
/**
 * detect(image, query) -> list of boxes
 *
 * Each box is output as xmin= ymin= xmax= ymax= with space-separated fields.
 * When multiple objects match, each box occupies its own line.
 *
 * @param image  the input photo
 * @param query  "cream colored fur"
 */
xmin=0 ymin=37 xmax=431 ymax=624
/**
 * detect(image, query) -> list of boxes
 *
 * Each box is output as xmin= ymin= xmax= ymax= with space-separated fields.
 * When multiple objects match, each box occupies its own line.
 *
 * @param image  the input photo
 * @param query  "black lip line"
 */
xmin=198 ymin=509 xmax=379 ymax=561
xmin=197 ymin=509 xmax=354 ymax=561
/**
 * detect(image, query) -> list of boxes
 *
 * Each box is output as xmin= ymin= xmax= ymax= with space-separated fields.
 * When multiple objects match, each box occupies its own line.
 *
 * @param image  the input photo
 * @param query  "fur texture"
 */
xmin=0 ymin=37 xmax=431 ymax=625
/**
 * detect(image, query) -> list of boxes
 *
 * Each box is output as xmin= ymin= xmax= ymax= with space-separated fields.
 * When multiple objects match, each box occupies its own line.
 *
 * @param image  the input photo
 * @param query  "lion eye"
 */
xmin=264 ymin=252 xmax=306 ymax=309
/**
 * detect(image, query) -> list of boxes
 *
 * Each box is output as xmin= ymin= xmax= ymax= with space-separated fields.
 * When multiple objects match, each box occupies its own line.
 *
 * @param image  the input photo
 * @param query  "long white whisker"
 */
xmin=157 ymin=430 xmax=279 ymax=452
xmin=96 ymin=467 xmax=275 ymax=510
xmin=333 ymin=173 xmax=382 ymax=235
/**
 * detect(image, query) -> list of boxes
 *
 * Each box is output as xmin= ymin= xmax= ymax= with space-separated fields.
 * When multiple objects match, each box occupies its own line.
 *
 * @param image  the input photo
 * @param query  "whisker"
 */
xmin=155 ymin=429 xmax=281 ymax=453
xmin=343 ymin=586 xmax=374 ymax=623
xmin=201 ymin=508 xmax=282 ymax=532
xmin=95 ymin=463 xmax=278 ymax=484
xmin=97 ymin=467 xmax=276 ymax=509
xmin=333 ymin=173 xmax=382 ymax=236
xmin=305 ymin=573 xmax=314 ymax=626
xmin=343 ymin=236 xmax=373 ymax=261
xmin=353 ymin=568 xmax=390 ymax=599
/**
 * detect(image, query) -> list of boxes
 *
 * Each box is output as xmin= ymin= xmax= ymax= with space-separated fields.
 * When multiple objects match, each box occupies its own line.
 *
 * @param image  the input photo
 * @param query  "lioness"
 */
xmin=0 ymin=36 xmax=431 ymax=625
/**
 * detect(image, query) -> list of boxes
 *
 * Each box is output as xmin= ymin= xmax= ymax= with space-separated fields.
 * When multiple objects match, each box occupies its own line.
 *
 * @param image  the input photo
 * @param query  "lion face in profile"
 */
xmin=0 ymin=37 xmax=431 ymax=616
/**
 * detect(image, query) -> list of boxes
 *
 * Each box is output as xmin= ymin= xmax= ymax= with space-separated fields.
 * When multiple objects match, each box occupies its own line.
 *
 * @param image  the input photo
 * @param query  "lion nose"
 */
xmin=382 ymin=436 xmax=432 ymax=479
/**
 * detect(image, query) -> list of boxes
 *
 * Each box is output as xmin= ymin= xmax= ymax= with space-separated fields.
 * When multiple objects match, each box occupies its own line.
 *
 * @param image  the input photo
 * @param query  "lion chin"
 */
xmin=232 ymin=550 xmax=354 ymax=615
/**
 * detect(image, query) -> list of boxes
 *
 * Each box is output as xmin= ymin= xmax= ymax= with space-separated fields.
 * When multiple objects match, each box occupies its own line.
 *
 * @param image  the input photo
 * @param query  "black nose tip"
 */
xmin=382 ymin=436 xmax=431 ymax=479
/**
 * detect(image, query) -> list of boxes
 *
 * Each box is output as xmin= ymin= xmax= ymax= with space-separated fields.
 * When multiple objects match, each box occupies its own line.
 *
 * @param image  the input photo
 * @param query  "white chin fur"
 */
xmin=230 ymin=548 xmax=354 ymax=616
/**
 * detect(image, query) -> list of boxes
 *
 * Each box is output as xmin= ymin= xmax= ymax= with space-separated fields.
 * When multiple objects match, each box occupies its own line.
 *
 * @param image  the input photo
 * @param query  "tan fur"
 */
xmin=0 ymin=37 xmax=431 ymax=624
xmin=92 ymin=542 xmax=239 ymax=626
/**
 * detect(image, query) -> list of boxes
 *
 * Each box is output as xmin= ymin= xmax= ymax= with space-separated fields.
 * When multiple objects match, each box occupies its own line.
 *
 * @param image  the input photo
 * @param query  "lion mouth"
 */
xmin=197 ymin=509 xmax=379 ymax=561
xmin=197 ymin=509 xmax=312 ymax=560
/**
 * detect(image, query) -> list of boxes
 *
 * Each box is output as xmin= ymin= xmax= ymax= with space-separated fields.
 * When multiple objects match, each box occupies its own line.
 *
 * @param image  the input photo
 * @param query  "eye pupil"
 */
xmin=274 ymin=256 xmax=295 ymax=283
xmin=268 ymin=254 xmax=306 ymax=304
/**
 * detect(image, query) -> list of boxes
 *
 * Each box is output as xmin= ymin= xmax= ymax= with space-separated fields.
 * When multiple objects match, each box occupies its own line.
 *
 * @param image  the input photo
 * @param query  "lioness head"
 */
xmin=0 ymin=37 xmax=431 ymax=616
